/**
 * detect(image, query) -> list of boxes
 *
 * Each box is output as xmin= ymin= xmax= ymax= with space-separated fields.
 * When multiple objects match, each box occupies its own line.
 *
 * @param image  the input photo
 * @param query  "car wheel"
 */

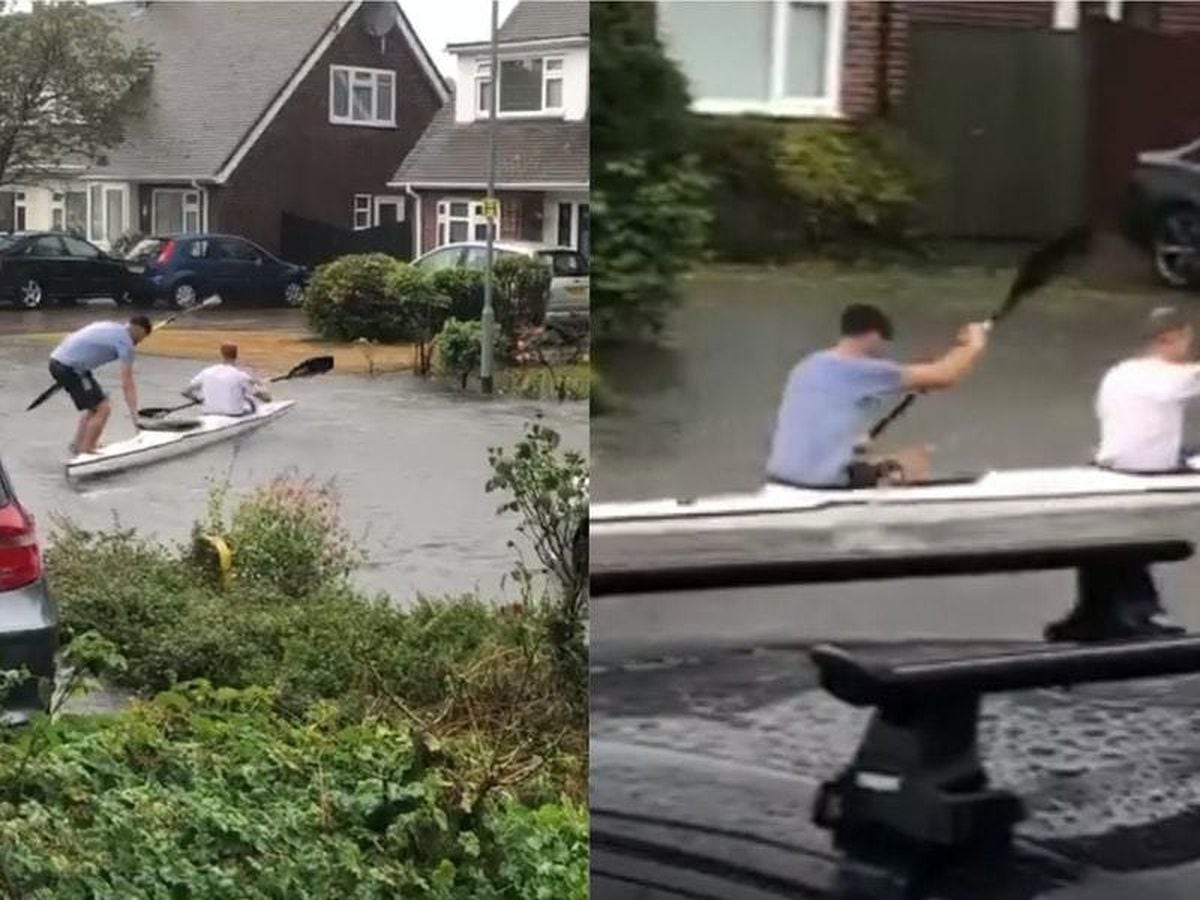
xmin=282 ymin=281 xmax=305 ymax=308
xmin=1153 ymin=208 xmax=1200 ymax=288
xmin=17 ymin=278 xmax=44 ymax=310
xmin=116 ymin=289 xmax=136 ymax=306
xmin=171 ymin=281 xmax=198 ymax=310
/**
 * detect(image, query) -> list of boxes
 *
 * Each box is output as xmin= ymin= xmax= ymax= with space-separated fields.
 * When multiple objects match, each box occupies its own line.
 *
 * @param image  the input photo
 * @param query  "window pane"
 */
xmin=184 ymin=209 xmax=200 ymax=232
xmin=449 ymin=201 xmax=469 ymax=217
xmin=352 ymin=83 xmax=373 ymax=120
xmin=785 ymin=2 xmax=827 ymax=97
xmin=449 ymin=221 xmax=469 ymax=242
xmin=105 ymin=190 xmax=124 ymax=245
xmin=376 ymin=74 xmax=393 ymax=121
xmin=658 ymin=1 xmax=772 ymax=102
xmin=578 ymin=204 xmax=590 ymax=257
xmin=332 ymin=69 xmax=349 ymax=117
xmin=557 ymin=203 xmax=573 ymax=247
xmin=477 ymin=78 xmax=492 ymax=113
xmin=545 ymin=77 xmax=563 ymax=109
xmin=500 ymin=59 xmax=543 ymax=112
xmin=154 ymin=191 xmax=184 ymax=235
xmin=62 ymin=236 xmax=99 ymax=258
xmin=65 ymin=191 xmax=86 ymax=236
xmin=89 ymin=185 xmax=102 ymax=239
xmin=52 ymin=208 xmax=63 ymax=230
xmin=473 ymin=222 xmax=489 ymax=241
xmin=355 ymin=195 xmax=372 ymax=212
xmin=546 ymin=58 xmax=563 ymax=72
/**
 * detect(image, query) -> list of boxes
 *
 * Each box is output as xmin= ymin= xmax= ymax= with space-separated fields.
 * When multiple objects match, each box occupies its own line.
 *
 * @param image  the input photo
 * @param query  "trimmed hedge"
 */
xmin=304 ymin=254 xmax=448 ymax=343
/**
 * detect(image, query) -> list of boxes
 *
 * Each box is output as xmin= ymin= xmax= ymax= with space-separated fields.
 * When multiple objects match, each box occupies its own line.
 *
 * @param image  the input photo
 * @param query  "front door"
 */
xmin=374 ymin=197 xmax=403 ymax=226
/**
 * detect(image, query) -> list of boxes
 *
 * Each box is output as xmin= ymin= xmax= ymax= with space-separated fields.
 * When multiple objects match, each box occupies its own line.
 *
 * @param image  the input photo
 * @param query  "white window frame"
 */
xmin=667 ymin=0 xmax=846 ymax=119
xmin=50 ymin=192 xmax=64 ymax=231
xmin=554 ymin=200 xmax=589 ymax=250
xmin=151 ymin=188 xmax=202 ymax=235
xmin=86 ymin=183 xmax=131 ymax=249
xmin=373 ymin=195 xmax=406 ymax=226
xmin=436 ymin=197 xmax=499 ymax=247
xmin=353 ymin=194 xmax=373 ymax=230
xmin=485 ymin=55 xmax=566 ymax=118
xmin=13 ymin=191 xmax=26 ymax=231
xmin=329 ymin=65 xmax=396 ymax=128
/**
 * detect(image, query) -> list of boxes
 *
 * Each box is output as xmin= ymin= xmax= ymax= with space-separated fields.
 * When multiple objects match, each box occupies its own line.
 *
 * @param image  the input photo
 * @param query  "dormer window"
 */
xmin=329 ymin=65 xmax=396 ymax=127
xmin=474 ymin=56 xmax=565 ymax=117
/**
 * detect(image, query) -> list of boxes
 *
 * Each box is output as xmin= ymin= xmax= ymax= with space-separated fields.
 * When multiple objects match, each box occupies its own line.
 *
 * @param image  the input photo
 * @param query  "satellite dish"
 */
xmin=363 ymin=2 xmax=399 ymax=38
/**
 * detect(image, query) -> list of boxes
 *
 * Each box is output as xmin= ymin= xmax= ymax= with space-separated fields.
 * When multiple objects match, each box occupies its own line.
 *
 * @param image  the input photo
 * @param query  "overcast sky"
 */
xmin=406 ymin=0 xmax=520 ymax=76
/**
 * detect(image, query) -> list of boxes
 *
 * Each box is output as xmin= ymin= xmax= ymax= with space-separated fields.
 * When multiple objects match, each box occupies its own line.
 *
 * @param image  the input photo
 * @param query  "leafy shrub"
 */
xmin=592 ymin=2 xmax=711 ymax=340
xmin=434 ymin=317 xmax=507 ymax=389
xmin=494 ymin=255 xmax=550 ymax=328
xmin=487 ymin=422 xmax=588 ymax=694
xmin=430 ymin=257 xmax=549 ymax=334
xmin=430 ymin=266 xmax=488 ymax=320
xmin=304 ymin=254 xmax=446 ymax=343
xmin=700 ymin=119 xmax=929 ymax=261
xmin=202 ymin=476 xmax=362 ymax=598
xmin=0 ymin=683 xmax=588 ymax=899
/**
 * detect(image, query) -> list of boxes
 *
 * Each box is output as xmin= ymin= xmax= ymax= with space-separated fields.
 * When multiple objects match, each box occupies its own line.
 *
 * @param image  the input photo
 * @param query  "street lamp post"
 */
xmin=480 ymin=0 xmax=499 ymax=395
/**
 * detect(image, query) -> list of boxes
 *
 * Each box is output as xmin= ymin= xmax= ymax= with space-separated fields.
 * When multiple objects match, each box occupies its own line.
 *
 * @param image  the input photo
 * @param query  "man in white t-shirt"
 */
xmin=184 ymin=343 xmax=270 ymax=416
xmin=1096 ymin=306 xmax=1200 ymax=472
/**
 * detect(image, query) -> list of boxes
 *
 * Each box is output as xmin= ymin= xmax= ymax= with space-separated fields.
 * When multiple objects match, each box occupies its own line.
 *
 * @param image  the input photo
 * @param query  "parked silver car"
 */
xmin=0 ymin=459 xmax=55 ymax=723
xmin=412 ymin=240 xmax=589 ymax=324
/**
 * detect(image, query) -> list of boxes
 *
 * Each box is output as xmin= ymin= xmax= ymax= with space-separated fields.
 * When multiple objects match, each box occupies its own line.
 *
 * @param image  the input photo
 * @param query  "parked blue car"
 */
xmin=126 ymin=234 xmax=309 ymax=309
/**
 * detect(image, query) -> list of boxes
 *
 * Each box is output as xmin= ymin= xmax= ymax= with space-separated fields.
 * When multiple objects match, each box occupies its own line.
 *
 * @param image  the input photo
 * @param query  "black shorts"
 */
xmin=48 ymin=360 xmax=106 ymax=412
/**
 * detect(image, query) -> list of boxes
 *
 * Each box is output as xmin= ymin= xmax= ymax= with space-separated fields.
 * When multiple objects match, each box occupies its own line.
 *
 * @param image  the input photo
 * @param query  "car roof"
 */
xmin=427 ymin=240 xmax=578 ymax=255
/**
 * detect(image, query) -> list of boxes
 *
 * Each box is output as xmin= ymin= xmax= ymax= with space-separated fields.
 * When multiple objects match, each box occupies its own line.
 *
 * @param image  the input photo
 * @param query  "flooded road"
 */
xmin=591 ymin=264 xmax=1200 ymax=655
xmin=0 ymin=307 xmax=587 ymax=601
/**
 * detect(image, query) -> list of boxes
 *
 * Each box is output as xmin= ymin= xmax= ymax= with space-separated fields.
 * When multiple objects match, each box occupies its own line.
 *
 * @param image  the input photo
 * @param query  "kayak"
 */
xmin=592 ymin=460 xmax=1200 ymax=531
xmin=66 ymin=400 xmax=295 ymax=480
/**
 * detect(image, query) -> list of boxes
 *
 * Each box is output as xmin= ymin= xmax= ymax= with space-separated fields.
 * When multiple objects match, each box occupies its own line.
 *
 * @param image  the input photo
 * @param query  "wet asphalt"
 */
xmin=0 ymin=302 xmax=587 ymax=601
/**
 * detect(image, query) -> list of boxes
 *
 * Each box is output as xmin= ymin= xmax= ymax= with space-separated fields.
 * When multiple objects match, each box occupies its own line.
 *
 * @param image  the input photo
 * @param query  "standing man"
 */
xmin=766 ymin=303 xmax=989 ymax=487
xmin=49 ymin=316 xmax=151 ymax=455
xmin=183 ymin=342 xmax=270 ymax=416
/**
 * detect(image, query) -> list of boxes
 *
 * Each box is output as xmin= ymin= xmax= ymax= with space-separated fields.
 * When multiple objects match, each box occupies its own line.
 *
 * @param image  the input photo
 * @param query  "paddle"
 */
xmin=25 ymin=295 xmax=224 ymax=412
xmin=867 ymin=226 xmax=1092 ymax=441
xmin=137 ymin=355 xmax=335 ymax=419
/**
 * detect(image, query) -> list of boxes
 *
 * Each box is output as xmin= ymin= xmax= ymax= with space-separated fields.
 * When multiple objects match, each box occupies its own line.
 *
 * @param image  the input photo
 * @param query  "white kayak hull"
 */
xmin=66 ymin=400 xmax=295 ymax=480
xmin=593 ymin=460 xmax=1200 ymax=534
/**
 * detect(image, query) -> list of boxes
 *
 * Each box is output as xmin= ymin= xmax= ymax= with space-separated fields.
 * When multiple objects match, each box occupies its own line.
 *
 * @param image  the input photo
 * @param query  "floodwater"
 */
xmin=591 ymin=264 xmax=1200 ymax=655
xmin=0 ymin=305 xmax=587 ymax=602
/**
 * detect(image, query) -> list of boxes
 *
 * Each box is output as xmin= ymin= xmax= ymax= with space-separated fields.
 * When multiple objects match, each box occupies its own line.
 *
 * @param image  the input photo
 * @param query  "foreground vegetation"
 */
xmin=0 ymin=424 xmax=588 ymax=898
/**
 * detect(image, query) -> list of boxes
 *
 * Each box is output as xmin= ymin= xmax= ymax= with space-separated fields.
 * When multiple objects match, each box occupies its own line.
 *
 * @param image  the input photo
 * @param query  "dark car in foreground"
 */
xmin=0 ymin=460 xmax=56 ymax=723
xmin=0 ymin=232 xmax=136 ymax=309
xmin=1123 ymin=138 xmax=1200 ymax=288
xmin=127 ymin=234 xmax=309 ymax=309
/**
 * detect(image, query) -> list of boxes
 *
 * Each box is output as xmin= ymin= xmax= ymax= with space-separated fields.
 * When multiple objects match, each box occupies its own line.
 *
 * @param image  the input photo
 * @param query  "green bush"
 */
xmin=430 ymin=257 xmax=549 ymax=334
xmin=203 ymin=476 xmax=362 ymax=598
xmin=431 ymin=267 xmax=488 ymax=321
xmin=304 ymin=254 xmax=446 ymax=343
xmin=0 ymin=683 xmax=588 ymax=899
xmin=700 ymin=119 xmax=928 ymax=261
xmin=434 ymin=318 xmax=507 ymax=389
xmin=592 ymin=2 xmax=711 ymax=340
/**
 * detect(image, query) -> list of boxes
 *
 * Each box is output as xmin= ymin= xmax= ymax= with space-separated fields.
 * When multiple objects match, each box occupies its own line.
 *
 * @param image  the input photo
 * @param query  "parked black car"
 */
xmin=126 ymin=234 xmax=309 ymax=309
xmin=0 ymin=232 xmax=136 ymax=309
xmin=1123 ymin=138 xmax=1200 ymax=288
xmin=0 ymin=457 xmax=56 ymax=724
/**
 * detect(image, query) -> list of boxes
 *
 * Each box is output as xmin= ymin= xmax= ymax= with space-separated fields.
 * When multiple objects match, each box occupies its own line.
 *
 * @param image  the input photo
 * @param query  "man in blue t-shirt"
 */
xmin=767 ymin=304 xmax=988 ymax=487
xmin=49 ymin=316 xmax=152 ymax=455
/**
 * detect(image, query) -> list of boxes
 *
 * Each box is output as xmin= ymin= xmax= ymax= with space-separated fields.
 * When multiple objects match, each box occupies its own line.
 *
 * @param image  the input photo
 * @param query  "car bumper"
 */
xmin=0 ymin=578 xmax=58 ymax=723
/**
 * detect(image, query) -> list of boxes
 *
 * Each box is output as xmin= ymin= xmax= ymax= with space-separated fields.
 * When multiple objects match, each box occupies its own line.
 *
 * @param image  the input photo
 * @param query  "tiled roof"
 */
xmin=497 ymin=0 xmax=589 ymax=42
xmin=90 ymin=1 xmax=348 ymax=179
xmin=391 ymin=101 xmax=588 ymax=186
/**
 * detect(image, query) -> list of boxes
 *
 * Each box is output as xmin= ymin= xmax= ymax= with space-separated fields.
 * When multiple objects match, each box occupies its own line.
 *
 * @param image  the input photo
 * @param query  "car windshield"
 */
xmin=126 ymin=238 xmax=166 ymax=263
xmin=538 ymin=250 xmax=589 ymax=277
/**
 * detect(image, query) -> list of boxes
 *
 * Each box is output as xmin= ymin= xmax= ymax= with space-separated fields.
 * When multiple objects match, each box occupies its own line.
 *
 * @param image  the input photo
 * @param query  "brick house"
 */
xmin=388 ymin=0 xmax=589 ymax=257
xmin=0 ymin=0 xmax=448 ymax=255
xmin=657 ymin=0 xmax=1200 ymax=123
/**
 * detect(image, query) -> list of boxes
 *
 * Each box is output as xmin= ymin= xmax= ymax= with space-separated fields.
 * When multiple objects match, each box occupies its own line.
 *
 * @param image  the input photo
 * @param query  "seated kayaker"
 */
xmin=1096 ymin=306 xmax=1200 ymax=473
xmin=183 ymin=343 xmax=270 ymax=417
xmin=766 ymin=303 xmax=988 ymax=487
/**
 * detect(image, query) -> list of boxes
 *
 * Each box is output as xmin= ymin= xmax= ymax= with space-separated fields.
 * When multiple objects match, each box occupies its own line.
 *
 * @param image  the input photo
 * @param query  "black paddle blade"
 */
xmin=137 ymin=407 xmax=176 ymax=419
xmin=26 ymin=383 xmax=61 ymax=411
xmin=277 ymin=355 xmax=334 ymax=381
xmin=995 ymin=226 xmax=1091 ymax=323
